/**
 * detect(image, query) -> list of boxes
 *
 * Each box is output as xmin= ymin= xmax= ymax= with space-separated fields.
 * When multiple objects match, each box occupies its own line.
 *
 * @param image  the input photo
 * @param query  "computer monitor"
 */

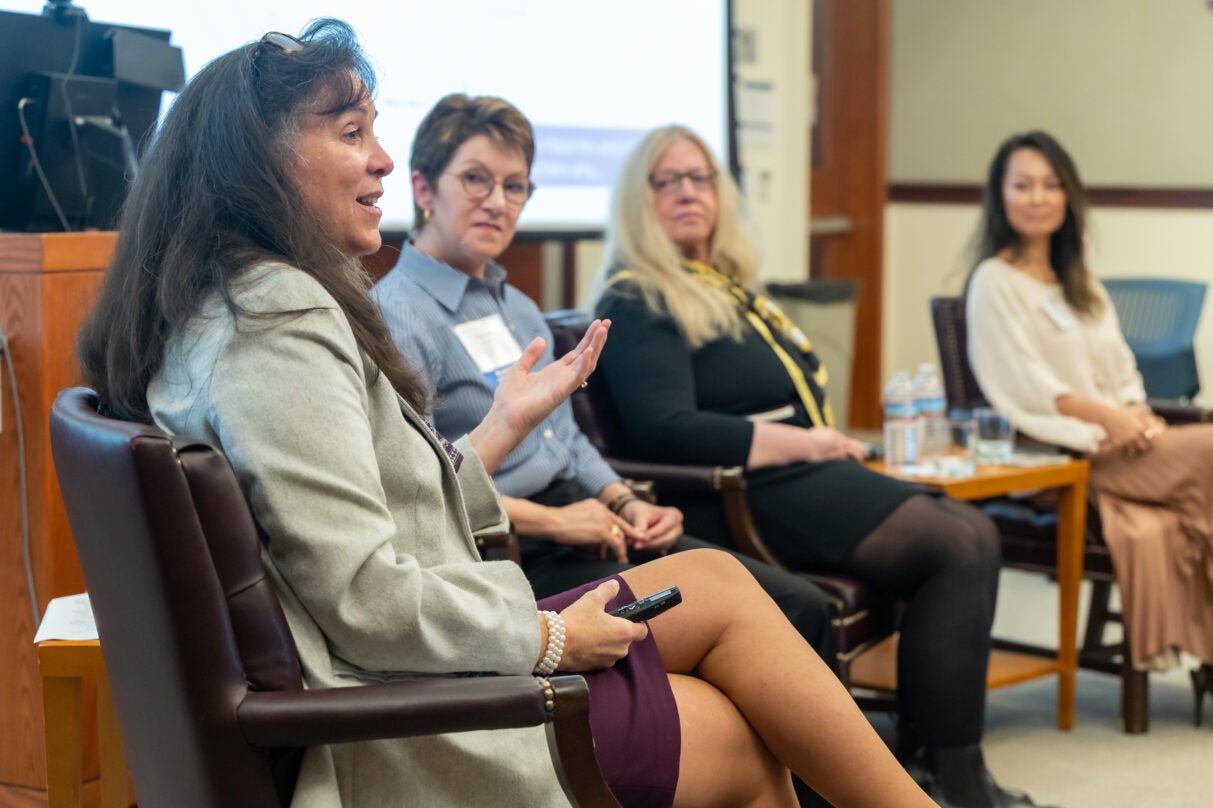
xmin=0 ymin=7 xmax=183 ymax=232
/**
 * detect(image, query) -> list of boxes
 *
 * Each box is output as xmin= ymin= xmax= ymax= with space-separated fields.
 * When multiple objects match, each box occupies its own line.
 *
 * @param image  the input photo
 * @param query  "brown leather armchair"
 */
xmin=930 ymin=296 xmax=1211 ymax=734
xmin=48 ymin=387 xmax=619 ymax=808
xmin=544 ymin=310 xmax=898 ymax=699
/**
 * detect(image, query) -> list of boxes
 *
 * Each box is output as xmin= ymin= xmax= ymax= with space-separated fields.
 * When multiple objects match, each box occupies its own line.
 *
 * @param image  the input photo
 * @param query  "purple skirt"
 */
xmin=539 ymin=575 xmax=680 ymax=808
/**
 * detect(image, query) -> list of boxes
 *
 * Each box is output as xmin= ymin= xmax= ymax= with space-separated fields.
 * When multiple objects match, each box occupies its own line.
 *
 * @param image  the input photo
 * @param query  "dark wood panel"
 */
xmin=497 ymin=240 xmax=543 ymax=305
xmin=362 ymin=238 xmax=404 ymax=284
xmin=362 ymin=236 xmax=546 ymax=307
xmin=889 ymin=183 xmax=1213 ymax=208
xmin=810 ymin=0 xmax=889 ymax=429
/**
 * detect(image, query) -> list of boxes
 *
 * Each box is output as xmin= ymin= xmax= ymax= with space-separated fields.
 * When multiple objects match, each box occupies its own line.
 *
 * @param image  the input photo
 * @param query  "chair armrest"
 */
xmin=606 ymin=458 xmax=787 ymax=569
xmin=605 ymin=458 xmax=736 ymax=493
xmin=476 ymin=530 xmax=520 ymax=564
xmin=237 ymin=673 xmax=574 ymax=748
xmin=1147 ymin=399 xmax=1212 ymax=424
xmin=239 ymin=674 xmax=622 ymax=807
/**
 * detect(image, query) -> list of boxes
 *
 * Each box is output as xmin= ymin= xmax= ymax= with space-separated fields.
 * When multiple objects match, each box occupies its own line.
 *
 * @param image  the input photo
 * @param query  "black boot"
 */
xmin=927 ymin=745 xmax=1060 ymax=808
xmin=894 ymin=718 xmax=935 ymax=793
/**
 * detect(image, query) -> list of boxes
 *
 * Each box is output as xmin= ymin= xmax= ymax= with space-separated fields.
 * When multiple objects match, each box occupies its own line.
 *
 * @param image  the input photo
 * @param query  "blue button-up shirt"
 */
xmin=372 ymin=243 xmax=619 ymax=499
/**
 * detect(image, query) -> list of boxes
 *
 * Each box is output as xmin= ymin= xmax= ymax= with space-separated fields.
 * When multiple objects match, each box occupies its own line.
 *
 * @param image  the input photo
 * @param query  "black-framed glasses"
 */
xmin=254 ymin=31 xmax=304 ymax=63
xmin=446 ymin=168 xmax=535 ymax=206
xmin=649 ymin=169 xmax=718 ymax=196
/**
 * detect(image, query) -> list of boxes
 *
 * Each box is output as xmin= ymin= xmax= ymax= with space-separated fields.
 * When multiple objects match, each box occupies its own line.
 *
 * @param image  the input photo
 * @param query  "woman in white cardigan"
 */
xmin=964 ymin=131 xmax=1213 ymax=705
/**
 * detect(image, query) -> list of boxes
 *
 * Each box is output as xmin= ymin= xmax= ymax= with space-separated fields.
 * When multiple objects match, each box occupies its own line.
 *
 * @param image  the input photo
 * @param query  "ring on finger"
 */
xmin=609 ymin=524 xmax=623 ymax=539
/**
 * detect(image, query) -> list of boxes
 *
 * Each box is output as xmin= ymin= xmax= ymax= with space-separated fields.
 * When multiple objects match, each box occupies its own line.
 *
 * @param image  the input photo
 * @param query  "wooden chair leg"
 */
xmin=1082 ymin=579 xmax=1113 ymax=652
xmin=546 ymin=676 xmax=622 ymax=808
xmin=1121 ymin=663 xmax=1149 ymax=734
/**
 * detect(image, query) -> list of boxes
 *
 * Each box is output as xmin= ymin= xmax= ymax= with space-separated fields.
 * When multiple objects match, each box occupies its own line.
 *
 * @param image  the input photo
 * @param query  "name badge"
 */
xmin=1042 ymin=297 xmax=1078 ymax=331
xmin=452 ymin=314 xmax=524 ymax=389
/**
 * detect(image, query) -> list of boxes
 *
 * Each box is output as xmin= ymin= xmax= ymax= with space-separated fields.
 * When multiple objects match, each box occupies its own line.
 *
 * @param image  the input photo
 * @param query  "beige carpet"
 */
xmin=870 ymin=570 xmax=1213 ymax=808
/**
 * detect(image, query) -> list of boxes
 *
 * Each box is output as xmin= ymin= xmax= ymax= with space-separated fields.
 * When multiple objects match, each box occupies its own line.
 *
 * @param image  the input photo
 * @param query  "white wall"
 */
xmin=731 ymin=0 xmax=811 ymax=283
xmin=883 ymin=203 xmax=1213 ymax=406
xmin=890 ymin=0 xmax=1213 ymax=186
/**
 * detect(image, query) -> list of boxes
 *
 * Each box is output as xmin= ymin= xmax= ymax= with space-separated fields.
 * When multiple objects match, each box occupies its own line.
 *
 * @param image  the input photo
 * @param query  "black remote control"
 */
xmin=608 ymin=586 xmax=682 ymax=622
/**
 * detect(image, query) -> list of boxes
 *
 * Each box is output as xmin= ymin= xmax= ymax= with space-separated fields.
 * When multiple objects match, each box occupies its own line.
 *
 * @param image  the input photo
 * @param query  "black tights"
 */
xmin=839 ymin=495 xmax=1000 ymax=748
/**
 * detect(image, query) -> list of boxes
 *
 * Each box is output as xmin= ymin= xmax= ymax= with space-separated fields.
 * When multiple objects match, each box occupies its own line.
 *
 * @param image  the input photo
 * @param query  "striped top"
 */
xmin=372 ymin=243 xmax=619 ymax=499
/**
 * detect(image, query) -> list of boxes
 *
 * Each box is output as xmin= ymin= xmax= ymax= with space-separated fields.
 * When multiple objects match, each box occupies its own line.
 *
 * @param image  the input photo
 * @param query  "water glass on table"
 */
xmin=933 ymin=415 xmax=977 ymax=477
xmin=973 ymin=408 xmax=1014 ymax=464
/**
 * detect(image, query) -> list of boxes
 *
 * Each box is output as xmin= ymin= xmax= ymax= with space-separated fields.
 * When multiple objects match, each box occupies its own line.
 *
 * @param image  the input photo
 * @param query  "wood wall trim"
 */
xmin=364 ymin=238 xmax=545 ymax=306
xmin=0 ymin=232 xmax=117 ymax=274
xmin=888 ymin=184 xmax=1213 ymax=208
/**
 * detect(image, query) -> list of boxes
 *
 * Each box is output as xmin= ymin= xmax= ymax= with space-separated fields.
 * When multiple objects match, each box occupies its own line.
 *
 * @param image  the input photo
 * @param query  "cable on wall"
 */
xmin=0 ymin=328 xmax=39 ymax=625
xmin=17 ymin=97 xmax=72 ymax=232
xmin=59 ymin=12 xmax=91 ymax=227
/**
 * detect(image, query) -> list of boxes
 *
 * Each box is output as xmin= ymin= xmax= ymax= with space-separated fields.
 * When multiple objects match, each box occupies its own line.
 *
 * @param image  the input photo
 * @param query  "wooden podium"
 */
xmin=0 ymin=232 xmax=116 ymax=807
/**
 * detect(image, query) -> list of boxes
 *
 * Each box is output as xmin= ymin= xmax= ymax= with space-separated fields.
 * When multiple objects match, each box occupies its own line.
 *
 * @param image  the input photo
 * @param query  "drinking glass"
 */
xmin=973 ymin=408 xmax=1014 ymax=463
xmin=934 ymin=416 xmax=976 ymax=477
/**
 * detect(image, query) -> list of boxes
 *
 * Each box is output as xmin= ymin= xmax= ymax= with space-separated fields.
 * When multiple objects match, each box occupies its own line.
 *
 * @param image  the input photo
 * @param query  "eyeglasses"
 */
xmin=254 ymin=31 xmax=304 ymax=63
xmin=446 ymin=168 xmax=535 ymax=206
xmin=649 ymin=169 xmax=718 ymax=196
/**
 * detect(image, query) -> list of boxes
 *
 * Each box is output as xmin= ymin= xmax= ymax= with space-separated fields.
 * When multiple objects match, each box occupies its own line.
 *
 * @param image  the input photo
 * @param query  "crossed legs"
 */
xmin=619 ymin=549 xmax=935 ymax=808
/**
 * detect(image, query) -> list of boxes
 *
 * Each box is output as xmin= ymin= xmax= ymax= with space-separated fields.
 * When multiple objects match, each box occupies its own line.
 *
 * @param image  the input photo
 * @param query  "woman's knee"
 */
xmin=673 ymin=547 xmax=760 ymax=590
xmin=892 ymin=497 xmax=1001 ymax=580
xmin=669 ymin=673 xmax=795 ymax=807
xmin=941 ymin=499 xmax=1000 ymax=566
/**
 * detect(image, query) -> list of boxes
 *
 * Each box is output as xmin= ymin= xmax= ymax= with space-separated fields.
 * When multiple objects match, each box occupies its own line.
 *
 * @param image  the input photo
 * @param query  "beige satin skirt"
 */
xmin=1091 ymin=422 xmax=1213 ymax=669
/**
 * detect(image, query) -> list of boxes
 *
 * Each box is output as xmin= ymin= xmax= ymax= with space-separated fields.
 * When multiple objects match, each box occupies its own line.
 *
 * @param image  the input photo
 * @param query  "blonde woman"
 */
xmin=591 ymin=126 xmax=1051 ymax=808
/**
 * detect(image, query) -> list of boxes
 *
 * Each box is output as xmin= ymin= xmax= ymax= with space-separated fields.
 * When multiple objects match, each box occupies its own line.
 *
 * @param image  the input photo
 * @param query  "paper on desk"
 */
xmin=33 ymin=592 xmax=98 ymax=643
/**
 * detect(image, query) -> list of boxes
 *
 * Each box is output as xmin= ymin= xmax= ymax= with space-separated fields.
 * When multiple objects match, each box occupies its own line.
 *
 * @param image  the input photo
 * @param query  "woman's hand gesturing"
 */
xmin=470 ymin=320 xmax=610 ymax=472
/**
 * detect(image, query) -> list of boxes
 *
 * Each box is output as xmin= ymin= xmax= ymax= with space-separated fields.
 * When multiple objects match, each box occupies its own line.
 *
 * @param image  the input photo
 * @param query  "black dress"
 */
xmin=595 ymin=279 xmax=916 ymax=568
xmin=597 ymin=273 xmax=1003 ymax=753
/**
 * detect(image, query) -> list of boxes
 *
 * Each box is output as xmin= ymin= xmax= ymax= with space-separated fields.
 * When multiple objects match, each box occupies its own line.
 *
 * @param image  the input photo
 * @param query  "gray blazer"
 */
xmin=148 ymin=263 xmax=572 ymax=807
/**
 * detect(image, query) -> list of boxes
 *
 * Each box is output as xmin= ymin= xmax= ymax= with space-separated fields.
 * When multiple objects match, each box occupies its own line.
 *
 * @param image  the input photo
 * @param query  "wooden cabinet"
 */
xmin=1 ymin=232 xmax=115 ymax=807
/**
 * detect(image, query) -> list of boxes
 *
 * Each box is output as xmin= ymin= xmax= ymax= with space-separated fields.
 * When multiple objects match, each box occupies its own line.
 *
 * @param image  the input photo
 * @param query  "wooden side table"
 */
xmin=864 ymin=458 xmax=1090 ymax=730
xmin=38 ymin=640 xmax=131 ymax=808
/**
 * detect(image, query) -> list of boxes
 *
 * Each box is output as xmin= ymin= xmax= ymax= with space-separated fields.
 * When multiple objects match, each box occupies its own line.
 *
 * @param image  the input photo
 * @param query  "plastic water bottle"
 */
xmin=882 ymin=371 xmax=919 ymax=469
xmin=913 ymin=362 xmax=950 ymax=462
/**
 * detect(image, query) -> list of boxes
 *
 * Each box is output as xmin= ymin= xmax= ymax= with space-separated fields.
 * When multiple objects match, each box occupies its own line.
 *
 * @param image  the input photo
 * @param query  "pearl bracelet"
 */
xmin=535 ymin=610 xmax=565 ymax=676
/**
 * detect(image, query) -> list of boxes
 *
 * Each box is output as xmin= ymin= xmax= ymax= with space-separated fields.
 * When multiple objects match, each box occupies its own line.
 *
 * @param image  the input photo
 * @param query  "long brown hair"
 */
xmin=77 ymin=19 xmax=427 ymax=422
xmin=966 ymin=130 xmax=1099 ymax=313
